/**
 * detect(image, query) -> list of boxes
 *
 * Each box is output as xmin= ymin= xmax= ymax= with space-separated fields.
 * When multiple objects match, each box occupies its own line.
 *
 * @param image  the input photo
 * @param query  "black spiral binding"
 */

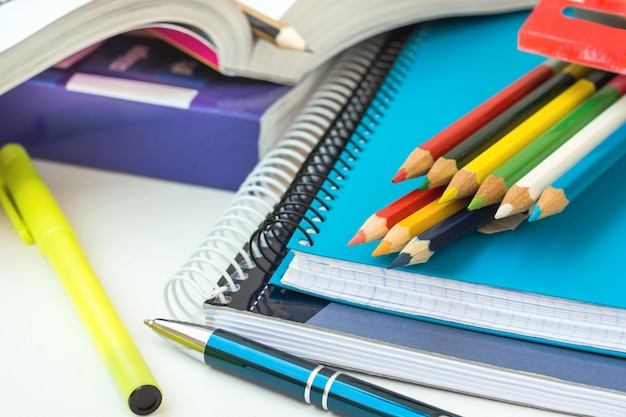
xmin=167 ymin=32 xmax=410 ymax=321
xmin=248 ymin=26 xmax=417 ymax=278
xmin=192 ymin=26 xmax=423 ymax=316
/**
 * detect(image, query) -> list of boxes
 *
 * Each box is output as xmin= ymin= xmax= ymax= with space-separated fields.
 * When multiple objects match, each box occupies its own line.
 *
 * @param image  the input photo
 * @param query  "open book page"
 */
xmin=0 ymin=0 xmax=91 ymax=54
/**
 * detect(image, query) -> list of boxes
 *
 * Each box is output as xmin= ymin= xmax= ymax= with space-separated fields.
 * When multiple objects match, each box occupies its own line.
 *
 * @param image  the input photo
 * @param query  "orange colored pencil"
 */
xmin=372 ymin=197 xmax=470 ymax=256
xmin=349 ymin=187 xmax=443 ymax=245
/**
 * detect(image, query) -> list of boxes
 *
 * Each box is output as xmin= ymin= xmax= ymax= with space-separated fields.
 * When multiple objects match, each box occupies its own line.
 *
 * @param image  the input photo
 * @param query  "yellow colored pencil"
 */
xmin=439 ymin=69 xmax=613 ymax=203
xmin=372 ymin=197 xmax=469 ymax=256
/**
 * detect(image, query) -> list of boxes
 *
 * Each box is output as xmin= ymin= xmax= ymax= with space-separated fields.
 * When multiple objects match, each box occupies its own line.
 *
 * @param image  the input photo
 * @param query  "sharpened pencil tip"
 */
xmin=439 ymin=187 xmax=458 ymax=203
xmin=417 ymin=177 xmax=430 ymax=190
xmin=144 ymin=319 xmax=154 ymax=327
xmin=392 ymin=168 xmax=407 ymax=183
xmin=304 ymin=44 xmax=313 ymax=53
xmin=372 ymin=240 xmax=392 ymax=257
xmin=528 ymin=206 xmax=541 ymax=222
xmin=348 ymin=230 xmax=366 ymax=246
xmin=468 ymin=197 xmax=485 ymax=211
xmin=388 ymin=252 xmax=411 ymax=269
xmin=495 ymin=203 xmax=513 ymax=219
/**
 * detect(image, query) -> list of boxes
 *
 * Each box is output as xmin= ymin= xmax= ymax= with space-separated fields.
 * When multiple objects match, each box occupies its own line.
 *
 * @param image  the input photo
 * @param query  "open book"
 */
xmin=1 ymin=0 xmax=536 ymax=94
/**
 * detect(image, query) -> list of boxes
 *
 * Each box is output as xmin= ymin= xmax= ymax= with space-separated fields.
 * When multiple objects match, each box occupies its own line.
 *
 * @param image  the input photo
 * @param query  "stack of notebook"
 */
xmin=162 ymin=10 xmax=626 ymax=417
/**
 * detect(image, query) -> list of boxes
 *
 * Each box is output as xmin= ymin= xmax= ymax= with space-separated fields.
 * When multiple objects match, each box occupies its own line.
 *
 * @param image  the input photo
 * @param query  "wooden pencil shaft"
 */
xmin=398 ymin=198 xmax=469 ymax=236
xmin=546 ymin=120 xmax=626 ymax=204
xmin=378 ymin=187 xmax=443 ymax=226
xmin=491 ymin=80 xmax=621 ymax=188
xmin=445 ymin=64 xmax=589 ymax=167
xmin=396 ymin=61 xmax=568 ymax=183
xmin=374 ymin=198 xmax=469 ymax=255
xmin=420 ymin=204 xmax=498 ymax=252
xmin=565 ymin=145 xmax=626 ymax=202
xmin=235 ymin=1 xmax=308 ymax=52
xmin=420 ymin=59 xmax=566 ymax=156
xmin=522 ymin=89 xmax=626 ymax=195
xmin=237 ymin=2 xmax=285 ymax=30
xmin=463 ymin=70 xmax=611 ymax=184
xmin=247 ymin=14 xmax=281 ymax=39
xmin=499 ymin=91 xmax=626 ymax=219
xmin=351 ymin=187 xmax=443 ymax=244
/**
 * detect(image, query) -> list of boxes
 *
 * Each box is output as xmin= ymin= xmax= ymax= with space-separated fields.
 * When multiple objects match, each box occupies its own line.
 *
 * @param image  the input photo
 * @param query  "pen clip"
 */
xmin=0 ymin=179 xmax=34 ymax=245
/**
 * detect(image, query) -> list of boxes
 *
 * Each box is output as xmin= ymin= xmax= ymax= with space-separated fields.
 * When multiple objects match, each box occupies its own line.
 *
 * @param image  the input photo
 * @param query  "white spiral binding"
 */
xmin=164 ymin=35 xmax=389 ymax=322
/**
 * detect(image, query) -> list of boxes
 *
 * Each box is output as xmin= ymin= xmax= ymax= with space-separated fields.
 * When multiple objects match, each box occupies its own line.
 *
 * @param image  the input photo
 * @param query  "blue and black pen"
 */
xmin=145 ymin=319 xmax=460 ymax=417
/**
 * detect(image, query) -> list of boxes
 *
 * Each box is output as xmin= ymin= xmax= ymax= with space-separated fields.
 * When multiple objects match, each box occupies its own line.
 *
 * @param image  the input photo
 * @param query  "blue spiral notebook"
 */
xmin=274 ymin=10 xmax=626 ymax=358
xmin=196 ymin=12 xmax=626 ymax=417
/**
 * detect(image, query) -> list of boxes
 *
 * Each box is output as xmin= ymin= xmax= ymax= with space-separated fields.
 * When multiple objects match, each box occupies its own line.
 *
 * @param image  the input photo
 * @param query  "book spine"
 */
xmin=163 ymin=33 xmax=403 ymax=322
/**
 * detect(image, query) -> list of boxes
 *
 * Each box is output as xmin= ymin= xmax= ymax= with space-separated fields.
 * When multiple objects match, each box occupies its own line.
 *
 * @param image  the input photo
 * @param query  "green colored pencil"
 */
xmin=468 ymin=72 xmax=626 ymax=210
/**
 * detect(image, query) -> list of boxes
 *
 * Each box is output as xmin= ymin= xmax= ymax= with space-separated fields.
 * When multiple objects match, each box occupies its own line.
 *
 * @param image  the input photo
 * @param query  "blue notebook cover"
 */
xmin=0 ymin=35 xmax=290 ymax=191
xmin=277 ymin=11 xmax=626 ymax=355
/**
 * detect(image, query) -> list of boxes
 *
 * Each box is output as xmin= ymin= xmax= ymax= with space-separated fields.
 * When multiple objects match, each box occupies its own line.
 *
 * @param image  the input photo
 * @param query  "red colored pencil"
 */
xmin=348 ymin=187 xmax=443 ymax=245
xmin=392 ymin=59 xmax=567 ymax=183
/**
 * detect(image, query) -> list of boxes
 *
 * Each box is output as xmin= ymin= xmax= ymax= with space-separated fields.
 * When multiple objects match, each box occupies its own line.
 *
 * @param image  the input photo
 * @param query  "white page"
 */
xmin=0 ymin=0 xmax=92 ymax=54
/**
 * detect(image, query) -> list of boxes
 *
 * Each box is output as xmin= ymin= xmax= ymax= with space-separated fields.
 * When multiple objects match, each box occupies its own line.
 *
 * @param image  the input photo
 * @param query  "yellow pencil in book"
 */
xmin=236 ymin=1 xmax=311 ymax=52
xmin=371 ymin=197 xmax=469 ymax=256
xmin=439 ymin=69 xmax=614 ymax=203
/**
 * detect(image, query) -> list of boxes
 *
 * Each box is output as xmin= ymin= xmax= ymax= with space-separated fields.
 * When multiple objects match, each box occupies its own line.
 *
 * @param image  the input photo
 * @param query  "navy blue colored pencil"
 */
xmin=388 ymin=204 xmax=498 ymax=267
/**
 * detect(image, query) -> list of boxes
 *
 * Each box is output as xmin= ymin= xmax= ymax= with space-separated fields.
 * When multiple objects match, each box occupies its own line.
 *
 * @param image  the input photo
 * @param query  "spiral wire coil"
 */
xmin=165 ymin=28 xmax=416 ymax=322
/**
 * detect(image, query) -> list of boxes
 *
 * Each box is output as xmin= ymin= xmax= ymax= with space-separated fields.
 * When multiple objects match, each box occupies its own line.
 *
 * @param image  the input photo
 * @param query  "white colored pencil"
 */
xmin=495 ymin=92 xmax=626 ymax=219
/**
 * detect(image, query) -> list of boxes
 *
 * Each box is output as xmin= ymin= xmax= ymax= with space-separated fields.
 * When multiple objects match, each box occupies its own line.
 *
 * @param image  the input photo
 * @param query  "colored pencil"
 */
xmin=391 ymin=59 xmax=567 ymax=183
xmin=495 ymin=91 xmax=626 ymax=219
xmin=389 ymin=204 xmax=498 ymax=267
xmin=236 ymin=2 xmax=311 ymax=52
xmin=371 ymin=197 xmax=469 ymax=256
xmin=440 ymin=69 xmax=613 ymax=203
xmin=420 ymin=63 xmax=588 ymax=190
xmin=468 ymin=74 xmax=626 ymax=210
xmin=348 ymin=187 xmax=443 ymax=245
xmin=529 ymin=122 xmax=626 ymax=222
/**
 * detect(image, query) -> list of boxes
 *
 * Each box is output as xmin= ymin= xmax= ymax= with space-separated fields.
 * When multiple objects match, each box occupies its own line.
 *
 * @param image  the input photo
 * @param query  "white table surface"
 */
xmin=0 ymin=160 xmax=572 ymax=417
